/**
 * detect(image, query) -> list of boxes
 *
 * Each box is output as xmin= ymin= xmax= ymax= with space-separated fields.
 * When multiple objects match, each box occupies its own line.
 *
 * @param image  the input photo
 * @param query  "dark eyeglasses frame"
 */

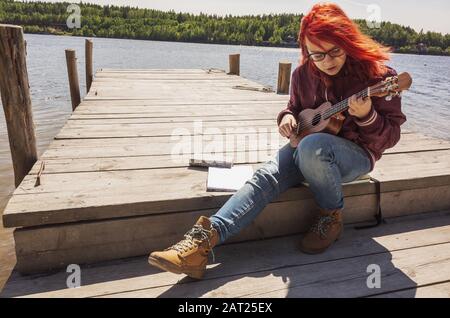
xmin=307 ymin=47 xmax=345 ymax=62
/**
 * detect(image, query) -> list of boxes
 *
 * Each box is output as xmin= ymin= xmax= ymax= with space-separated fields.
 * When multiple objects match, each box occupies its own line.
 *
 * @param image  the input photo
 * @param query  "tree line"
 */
xmin=1 ymin=0 xmax=449 ymax=56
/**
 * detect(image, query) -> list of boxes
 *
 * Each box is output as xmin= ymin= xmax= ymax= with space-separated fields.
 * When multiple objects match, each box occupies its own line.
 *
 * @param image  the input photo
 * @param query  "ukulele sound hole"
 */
xmin=311 ymin=113 xmax=322 ymax=126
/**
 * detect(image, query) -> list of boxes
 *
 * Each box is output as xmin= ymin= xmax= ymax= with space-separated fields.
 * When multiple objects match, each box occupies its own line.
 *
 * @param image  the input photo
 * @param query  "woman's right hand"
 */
xmin=278 ymin=114 xmax=297 ymax=138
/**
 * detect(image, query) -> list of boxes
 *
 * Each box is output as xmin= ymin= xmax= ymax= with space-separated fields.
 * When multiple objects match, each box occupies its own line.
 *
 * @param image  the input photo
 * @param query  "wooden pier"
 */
xmin=2 ymin=68 xmax=450 ymax=297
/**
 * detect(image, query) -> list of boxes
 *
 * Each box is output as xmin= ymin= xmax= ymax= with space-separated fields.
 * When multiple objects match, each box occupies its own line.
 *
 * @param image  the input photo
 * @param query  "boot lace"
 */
xmin=309 ymin=214 xmax=337 ymax=238
xmin=167 ymin=225 xmax=216 ymax=262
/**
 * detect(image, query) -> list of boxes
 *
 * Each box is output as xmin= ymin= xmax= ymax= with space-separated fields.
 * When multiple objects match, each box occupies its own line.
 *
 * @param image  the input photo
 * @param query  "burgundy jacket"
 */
xmin=277 ymin=64 xmax=407 ymax=172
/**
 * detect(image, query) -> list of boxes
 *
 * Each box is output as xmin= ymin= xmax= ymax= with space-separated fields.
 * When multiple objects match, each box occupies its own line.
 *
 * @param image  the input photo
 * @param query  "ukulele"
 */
xmin=289 ymin=72 xmax=413 ymax=148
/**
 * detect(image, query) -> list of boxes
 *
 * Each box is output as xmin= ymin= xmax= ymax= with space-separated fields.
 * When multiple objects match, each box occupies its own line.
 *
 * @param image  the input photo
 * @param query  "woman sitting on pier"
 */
xmin=148 ymin=2 xmax=407 ymax=279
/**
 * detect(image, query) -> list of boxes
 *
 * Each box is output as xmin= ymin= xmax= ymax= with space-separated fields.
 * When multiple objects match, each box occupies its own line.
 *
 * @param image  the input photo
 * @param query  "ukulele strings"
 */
xmin=295 ymin=85 xmax=384 ymax=133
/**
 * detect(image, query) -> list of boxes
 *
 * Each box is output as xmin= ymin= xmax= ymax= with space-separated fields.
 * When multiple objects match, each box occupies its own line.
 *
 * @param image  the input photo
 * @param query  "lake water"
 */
xmin=1 ymin=33 xmax=450 ymax=212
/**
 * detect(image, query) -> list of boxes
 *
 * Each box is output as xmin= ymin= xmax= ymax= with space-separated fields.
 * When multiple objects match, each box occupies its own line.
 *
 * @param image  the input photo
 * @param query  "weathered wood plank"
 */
xmin=56 ymin=120 xmax=279 ymax=139
xmin=75 ymin=99 xmax=288 ymax=107
xmin=41 ymin=135 xmax=286 ymax=159
xmin=95 ymin=72 xmax=232 ymax=78
xmin=84 ymin=96 xmax=286 ymax=102
xmin=67 ymin=116 xmax=279 ymax=125
xmin=53 ymin=122 xmax=430 ymax=140
xmin=98 ymin=68 xmax=218 ymax=73
xmin=85 ymin=90 xmax=284 ymax=101
xmin=94 ymin=76 xmax=238 ymax=81
xmin=63 ymin=119 xmax=276 ymax=128
xmin=85 ymin=77 xmax=281 ymax=99
xmin=366 ymin=142 xmax=450 ymax=193
xmin=29 ymin=147 xmax=450 ymax=177
xmin=371 ymin=282 xmax=450 ymax=298
xmin=222 ymin=244 xmax=450 ymax=298
xmin=72 ymin=104 xmax=286 ymax=115
xmin=41 ymin=133 xmax=448 ymax=161
xmin=3 ymin=210 xmax=449 ymax=297
xmin=91 ymin=79 xmax=259 ymax=86
xmin=32 ymin=151 xmax=278 ymax=174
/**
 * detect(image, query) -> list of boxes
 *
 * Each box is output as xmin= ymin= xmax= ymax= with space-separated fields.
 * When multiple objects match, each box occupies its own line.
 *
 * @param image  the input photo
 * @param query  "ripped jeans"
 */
xmin=210 ymin=132 xmax=372 ymax=245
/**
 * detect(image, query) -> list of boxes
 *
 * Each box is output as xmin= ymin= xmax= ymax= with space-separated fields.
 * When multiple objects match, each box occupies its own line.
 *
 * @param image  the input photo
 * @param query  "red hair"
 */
xmin=299 ymin=3 xmax=391 ymax=85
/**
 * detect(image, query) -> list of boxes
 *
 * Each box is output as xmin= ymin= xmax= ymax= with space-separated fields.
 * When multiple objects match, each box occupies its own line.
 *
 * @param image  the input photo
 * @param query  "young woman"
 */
xmin=148 ymin=3 xmax=407 ymax=279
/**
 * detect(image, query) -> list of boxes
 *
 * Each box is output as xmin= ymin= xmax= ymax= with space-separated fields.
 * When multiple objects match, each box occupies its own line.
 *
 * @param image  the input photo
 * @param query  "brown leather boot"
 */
xmin=300 ymin=208 xmax=343 ymax=254
xmin=148 ymin=216 xmax=219 ymax=279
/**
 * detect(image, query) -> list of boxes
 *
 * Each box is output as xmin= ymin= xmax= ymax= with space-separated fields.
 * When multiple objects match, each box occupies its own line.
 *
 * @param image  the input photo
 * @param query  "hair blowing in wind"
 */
xmin=299 ymin=3 xmax=392 ymax=82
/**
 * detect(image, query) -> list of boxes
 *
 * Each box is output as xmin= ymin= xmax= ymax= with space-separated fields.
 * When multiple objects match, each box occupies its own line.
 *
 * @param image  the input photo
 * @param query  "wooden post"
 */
xmin=277 ymin=61 xmax=292 ymax=94
xmin=65 ymin=49 xmax=81 ymax=110
xmin=85 ymin=39 xmax=93 ymax=93
xmin=0 ymin=24 xmax=38 ymax=187
xmin=228 ymin=54 xmax=240 ymax=75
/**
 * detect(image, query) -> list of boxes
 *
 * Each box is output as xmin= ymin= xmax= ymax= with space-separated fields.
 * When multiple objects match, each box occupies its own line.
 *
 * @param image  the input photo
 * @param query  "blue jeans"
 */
xmin=210 ymin=132 xmax=372 ymax=245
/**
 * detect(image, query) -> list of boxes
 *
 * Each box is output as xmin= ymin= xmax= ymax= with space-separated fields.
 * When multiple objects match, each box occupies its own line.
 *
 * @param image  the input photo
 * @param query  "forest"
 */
xmin=1 ymin=0 xmax=450 ymax=56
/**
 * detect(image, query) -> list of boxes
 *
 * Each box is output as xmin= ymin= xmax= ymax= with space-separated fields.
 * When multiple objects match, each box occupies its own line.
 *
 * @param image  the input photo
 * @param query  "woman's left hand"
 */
xmin=348 ymin=95 xmax=372 ymax=119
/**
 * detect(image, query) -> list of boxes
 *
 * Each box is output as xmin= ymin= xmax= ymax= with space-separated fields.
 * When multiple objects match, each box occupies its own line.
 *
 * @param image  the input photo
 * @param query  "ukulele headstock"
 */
xmin=370 ymin=72 xmax=413 ymax=100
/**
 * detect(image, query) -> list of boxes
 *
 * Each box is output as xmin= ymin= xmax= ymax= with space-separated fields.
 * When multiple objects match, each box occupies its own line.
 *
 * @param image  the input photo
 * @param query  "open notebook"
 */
xmin=207 ymin=166 xmax=254 ymax=192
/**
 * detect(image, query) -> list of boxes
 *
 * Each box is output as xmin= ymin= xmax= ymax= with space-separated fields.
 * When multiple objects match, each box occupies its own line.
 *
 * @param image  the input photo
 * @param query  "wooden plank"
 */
xmin=89 ymin=83 xmax=273 ymax=94
xmin=41 ymin=135 xmax=287 ymax=159
xmin=381 ymin=185 xmax=450 ymax=217
xmin=84 ymin=92 xmax=287 ymax=100
xmin=75 ymin=99 xmax=288 ymax=107
xmin=3 ymin=210 xmax=449 ymax=297
xmin=73 ymin=104 xmax=286 ymax=115
xmin=55 ymin=120 xmax=280 ymax=139
xmin=67 ymin=116 xmax=279 ymax=125
xmin=94 ymin=76 xmax=237 ymax=81
xmin=71 ymin=110 xmax=281 ymax=118
xmin=72 ymin=106 xmax=285 ymax=115
xmin=98 ymin=68 xmax=218 ymax=73
xmin=371 ymin=282 xmax=450 ymax=298
xmin=91 ymin=79 xmax=257 ymax=85
xmin=69 ymin=114 xmax=279 ymax=121
xmin=90 ymin=81 xmax=265 ymax=88
xmin=85 ymin=79 xmax=278 ymax=95
xmin=32 ymin=151 xmax=278 ymax=174
xmin=54 ymin=122 xmax=430 ymax=140
xmin=85 ymin=91 xmax=284 ymax=101
xmin=62 ymin=119 xmax=276 ymax=127
xmin=40 ymin=133 xmax=448 ymax=160
xmin=30 ymin=148 xmax=450 ymax=176
xmin=371 ymin=149 xmax=450 ymax=191
xmin=217 ymin=244 xmax=450 ymax=298
xmin=87 ymin=85 xmax=275 ymax=94
xmin=95 ymin=72 xmax=231 ymax=78
xmin=95 ymin=69 xmax=230 ymax=77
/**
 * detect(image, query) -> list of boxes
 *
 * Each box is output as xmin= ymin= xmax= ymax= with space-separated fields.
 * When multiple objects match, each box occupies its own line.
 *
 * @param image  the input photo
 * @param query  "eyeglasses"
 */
xmin=307 ymin=47 xmax=345 ymax=62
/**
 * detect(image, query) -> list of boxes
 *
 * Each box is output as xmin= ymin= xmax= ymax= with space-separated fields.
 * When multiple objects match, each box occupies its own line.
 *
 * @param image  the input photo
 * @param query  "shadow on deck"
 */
xmin=2 ymin=209 xmax=450 ymax=298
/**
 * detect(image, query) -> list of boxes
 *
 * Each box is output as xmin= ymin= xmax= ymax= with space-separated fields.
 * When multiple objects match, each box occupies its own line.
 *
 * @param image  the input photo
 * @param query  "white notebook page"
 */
xmin=207 ymin=166 xmax=254 ymax=192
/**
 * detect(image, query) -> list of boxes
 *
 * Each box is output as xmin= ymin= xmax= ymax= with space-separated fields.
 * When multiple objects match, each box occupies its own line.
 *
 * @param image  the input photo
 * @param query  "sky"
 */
xmin=29 ymin=0 xmax=450 ymax=34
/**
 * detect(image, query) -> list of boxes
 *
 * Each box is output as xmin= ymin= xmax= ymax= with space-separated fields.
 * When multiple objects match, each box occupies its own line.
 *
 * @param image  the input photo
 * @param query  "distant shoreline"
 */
xmin=4 ymin=1 xmax=449 ymax=57
xmin=25 ymin=31 xmax=450 ymax=57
